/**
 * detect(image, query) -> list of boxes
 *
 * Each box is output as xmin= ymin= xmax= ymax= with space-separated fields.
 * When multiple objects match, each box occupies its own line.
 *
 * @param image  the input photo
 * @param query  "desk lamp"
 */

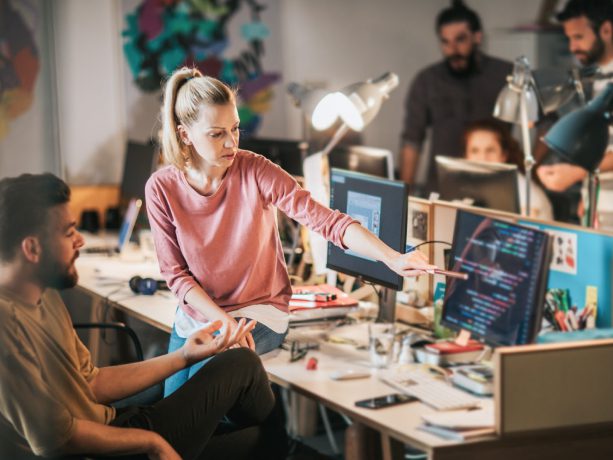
xmin=289 ymin=73 xmax=399 ymax=282
xmin=287 ymin=83 xmax=336 ymax=134
xmin=312 ymin=72 xmax=399 ymax=156
xmin=494 ymin=56 xmax=540 ymax=217
xmin=544 ymin=82 xmax=613 ymax=227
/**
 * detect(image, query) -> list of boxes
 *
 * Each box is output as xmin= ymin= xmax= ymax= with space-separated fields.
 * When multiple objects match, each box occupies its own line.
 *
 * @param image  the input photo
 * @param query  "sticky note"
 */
xmin=586 ymin=285 xmax=598 ymax=319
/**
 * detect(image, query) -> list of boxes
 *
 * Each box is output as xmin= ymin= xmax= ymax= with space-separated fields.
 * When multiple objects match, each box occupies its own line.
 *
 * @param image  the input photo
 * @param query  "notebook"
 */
xmin=84 ymin=198 xmax=142 ymax=255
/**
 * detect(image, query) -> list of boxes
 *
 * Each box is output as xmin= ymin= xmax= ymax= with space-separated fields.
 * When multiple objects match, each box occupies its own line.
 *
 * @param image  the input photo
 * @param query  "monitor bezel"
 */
xmin=435 ymin=156 xmax=521 ymax=214
xmin=326 ymin=168 xmax=408 ymax=290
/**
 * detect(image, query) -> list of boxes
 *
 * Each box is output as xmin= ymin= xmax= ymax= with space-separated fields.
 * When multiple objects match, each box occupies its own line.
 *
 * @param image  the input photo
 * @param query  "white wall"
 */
xmin=0 ymin=1 xmax=61 ymax=178
xmin=54 ymin=0 xmax=126 ymax=185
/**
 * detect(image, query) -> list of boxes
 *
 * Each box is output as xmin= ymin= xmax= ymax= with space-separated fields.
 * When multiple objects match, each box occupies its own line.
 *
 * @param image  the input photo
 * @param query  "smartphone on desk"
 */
xmin=355 ymin=393 xmax=417 ymax=409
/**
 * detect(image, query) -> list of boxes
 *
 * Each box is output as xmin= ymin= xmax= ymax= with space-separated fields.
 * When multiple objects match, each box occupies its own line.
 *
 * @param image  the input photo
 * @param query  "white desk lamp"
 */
xmin=494 ymin=56 xmax=540 ymax=217
xmin=289 ymin=73 xmax=399 ymax=279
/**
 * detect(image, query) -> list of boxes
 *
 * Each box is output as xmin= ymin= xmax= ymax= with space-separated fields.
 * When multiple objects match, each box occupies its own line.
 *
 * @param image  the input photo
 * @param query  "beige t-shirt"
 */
xmin=0 ymin=288 xmax=115 ymax=458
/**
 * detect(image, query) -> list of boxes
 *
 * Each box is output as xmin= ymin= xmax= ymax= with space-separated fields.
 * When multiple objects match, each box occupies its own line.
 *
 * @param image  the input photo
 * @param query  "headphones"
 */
xmin=129 ymin=276 xmax=169 ymax=295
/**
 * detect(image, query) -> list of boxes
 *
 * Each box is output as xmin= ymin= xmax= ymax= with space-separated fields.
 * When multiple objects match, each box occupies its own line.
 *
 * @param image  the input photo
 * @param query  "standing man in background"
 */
xmin=537 ymin=0 xmax=613 ymax=195
xmin=400 ymin=0 xmax=512 ymax=195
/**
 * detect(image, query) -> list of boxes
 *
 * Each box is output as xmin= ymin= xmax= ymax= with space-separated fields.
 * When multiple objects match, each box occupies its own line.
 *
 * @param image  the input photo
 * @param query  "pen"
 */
xmin=429 ymin=269 xmax=469 ymax=280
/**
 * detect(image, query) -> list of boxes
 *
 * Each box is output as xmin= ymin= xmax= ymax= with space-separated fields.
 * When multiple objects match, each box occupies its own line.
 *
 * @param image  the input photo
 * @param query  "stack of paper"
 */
xmin=419 ymin=403 xmax=495 ymax=441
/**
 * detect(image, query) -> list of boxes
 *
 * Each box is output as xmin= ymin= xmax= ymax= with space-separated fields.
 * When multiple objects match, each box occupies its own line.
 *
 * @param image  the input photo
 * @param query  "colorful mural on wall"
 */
xmin=0 ymin=0 xmax=40 ymax=140
xmin=122 ymin=0 xmax=280 ymax=136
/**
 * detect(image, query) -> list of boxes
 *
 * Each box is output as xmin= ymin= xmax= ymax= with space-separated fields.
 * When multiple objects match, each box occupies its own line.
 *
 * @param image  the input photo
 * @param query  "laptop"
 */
xmin=84 ymin=198 xmax=142 ymax=255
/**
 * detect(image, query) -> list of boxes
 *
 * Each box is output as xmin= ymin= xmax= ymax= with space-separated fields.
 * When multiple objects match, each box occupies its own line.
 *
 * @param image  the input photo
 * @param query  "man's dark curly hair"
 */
xmin=0 ymin=173 xmax=70 ymax=261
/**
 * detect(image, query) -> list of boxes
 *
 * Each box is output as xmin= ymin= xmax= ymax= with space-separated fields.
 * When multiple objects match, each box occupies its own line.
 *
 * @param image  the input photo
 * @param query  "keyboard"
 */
xmin=379 ymin=368 xmax=482 ymax=411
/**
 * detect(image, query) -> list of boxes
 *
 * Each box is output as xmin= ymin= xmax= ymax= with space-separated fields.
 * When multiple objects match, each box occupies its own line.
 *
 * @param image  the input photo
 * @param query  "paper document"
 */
xmin=421 ymin=402 xmax=494 ymax=429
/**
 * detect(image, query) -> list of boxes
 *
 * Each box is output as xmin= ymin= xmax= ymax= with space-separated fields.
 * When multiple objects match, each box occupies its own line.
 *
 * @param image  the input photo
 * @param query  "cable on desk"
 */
xmin=409 ymin=240 xmax=452 ymax=251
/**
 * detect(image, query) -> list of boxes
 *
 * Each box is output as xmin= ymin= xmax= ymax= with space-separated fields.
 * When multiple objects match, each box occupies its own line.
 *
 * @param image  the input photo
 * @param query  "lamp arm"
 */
xmin=571 ymin=68 xmax=588 ymax=106
xmin=321 ymin=123 xmax=350 ymax=157
xmin=520 ymin=87 xmax=535 ymax=217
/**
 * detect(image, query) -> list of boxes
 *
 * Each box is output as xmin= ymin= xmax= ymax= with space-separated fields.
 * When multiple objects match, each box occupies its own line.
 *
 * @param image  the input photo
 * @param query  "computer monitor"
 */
xmin=435 ymin=156 xmax=520 ymax=214
xmin=327 ymin=168 xmax=408 ymax=290
xmin=120 ymin=141 xmax=159 ymax=205
xmin=329 ymin=145 xmax=394 ymax=179
xmin=239 ymin=137 xmax=304 ymax=176
xmin=441 ymin=210 xmax=552 ymax=347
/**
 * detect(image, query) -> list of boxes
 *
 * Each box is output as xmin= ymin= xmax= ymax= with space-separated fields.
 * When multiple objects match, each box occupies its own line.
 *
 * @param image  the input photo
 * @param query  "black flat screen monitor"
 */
xmin=240 ymin=137 xmax=304 ymax=176
xmin=329 ymin=145 xmax=394 ymax=179
xmin=327 ymin=168 xmax=408 ymax=290
xmin=120 ymin=141 xmax=159 ymax=204
xmin=441 ymin=210 xmax=552 ymax=346
xmin=436 ymin=156 xmax=520 ymax=214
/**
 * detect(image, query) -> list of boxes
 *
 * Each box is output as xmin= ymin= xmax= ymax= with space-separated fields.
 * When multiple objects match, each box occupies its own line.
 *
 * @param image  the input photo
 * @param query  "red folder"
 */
xmin=289 ymin=284 xmax=358 ymax=311
xmin=424 ymin=340 xmax=484 ymax=355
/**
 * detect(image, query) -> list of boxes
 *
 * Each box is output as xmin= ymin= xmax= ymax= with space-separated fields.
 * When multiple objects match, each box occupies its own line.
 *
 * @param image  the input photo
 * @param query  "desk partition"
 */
xmin=495 ymin=339 xmax=613 ymax=435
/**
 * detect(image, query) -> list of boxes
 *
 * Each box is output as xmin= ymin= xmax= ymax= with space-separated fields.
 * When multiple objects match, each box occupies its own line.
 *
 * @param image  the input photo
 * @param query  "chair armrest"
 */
xmin=73 ymin=322 xmax=144 ymax=361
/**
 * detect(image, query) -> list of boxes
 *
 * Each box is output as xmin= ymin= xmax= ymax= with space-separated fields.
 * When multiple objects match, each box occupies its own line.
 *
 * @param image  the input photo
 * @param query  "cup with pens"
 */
xmin=543 ymin=288 xmax=596 ymax=332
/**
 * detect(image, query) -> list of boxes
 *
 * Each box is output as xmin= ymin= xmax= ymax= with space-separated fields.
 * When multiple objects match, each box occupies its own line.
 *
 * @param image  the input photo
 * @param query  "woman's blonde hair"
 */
xmin=160 ymin=67 xmax=237 ymax=170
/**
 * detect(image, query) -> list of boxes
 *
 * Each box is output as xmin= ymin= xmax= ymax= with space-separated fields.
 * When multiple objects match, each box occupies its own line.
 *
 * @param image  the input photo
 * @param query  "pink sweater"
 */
xmin=145 ymin=150 xmax=356 ymax=322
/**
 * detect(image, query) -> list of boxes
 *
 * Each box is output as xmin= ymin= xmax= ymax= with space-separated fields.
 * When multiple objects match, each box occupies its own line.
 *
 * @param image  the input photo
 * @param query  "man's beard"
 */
xmin=38 ymin=252 xmax=79 ymax=290
xmin=575 ymin=37 xmax=605 ymax=66
xmin=445 ymin=49 xmax=478 ymax=78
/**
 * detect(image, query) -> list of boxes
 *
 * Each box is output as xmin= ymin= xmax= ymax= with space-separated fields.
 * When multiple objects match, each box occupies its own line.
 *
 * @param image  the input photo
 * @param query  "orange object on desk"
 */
xmin=425 ymin=340 xmax=484 ymax=355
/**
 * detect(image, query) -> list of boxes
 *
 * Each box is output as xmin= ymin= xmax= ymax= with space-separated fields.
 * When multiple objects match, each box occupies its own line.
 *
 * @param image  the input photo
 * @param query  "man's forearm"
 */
xmin=61 ymin=418 xmax=172 ymax=458
xmin=90 ymin=350 xmax=186 ymax=404
xmin=400 ymin=144 xmax=420 ymax=184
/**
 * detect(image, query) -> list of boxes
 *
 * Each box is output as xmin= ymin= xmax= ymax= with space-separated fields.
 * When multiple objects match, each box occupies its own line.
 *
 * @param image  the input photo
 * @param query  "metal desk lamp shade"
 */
xmin=494 ymin=56 xmax=539 ymax=124
xmin=544 ymin=83 xmax=613 ymax=171
xmin=287 ymin=82 xmax=336 ymax=131
xmin=312 ymin=72 xmax=399 ymax=133
xmin=544 ymin=83 xmax=613 ymax=227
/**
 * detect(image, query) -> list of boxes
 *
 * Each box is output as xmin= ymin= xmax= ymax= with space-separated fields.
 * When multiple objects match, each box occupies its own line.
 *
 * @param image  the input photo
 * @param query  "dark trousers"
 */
xmin=109 ymin=348 xmax=286 ymax=460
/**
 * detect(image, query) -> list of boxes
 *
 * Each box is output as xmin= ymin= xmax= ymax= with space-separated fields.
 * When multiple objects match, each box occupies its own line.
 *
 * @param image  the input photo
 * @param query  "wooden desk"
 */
xmin=73 ymin=255 xmax=613 ymax=460
xmin=76 ymin=254 xmax=174 ymax=333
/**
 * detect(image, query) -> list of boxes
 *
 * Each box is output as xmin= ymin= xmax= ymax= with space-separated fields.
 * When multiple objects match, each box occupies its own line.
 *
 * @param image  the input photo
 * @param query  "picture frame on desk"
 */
xmin=403 ymin=198 xmax=433 ymax=305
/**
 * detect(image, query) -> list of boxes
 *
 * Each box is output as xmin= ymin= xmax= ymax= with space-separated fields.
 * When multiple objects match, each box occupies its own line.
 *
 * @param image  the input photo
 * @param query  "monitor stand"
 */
xmin=377 ymin=287 xmax=397 ymax=322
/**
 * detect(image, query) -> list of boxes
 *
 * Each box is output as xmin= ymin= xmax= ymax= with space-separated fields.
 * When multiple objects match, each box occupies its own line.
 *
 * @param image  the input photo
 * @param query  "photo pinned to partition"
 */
xmin=403 ymin=199 xmax=433 ymax=307
xmin=549 ymin=229 xmax=577 ymax=275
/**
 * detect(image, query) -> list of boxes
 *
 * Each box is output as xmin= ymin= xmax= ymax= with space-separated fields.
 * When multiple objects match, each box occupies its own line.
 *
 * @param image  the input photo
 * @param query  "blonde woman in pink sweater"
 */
xmin=147 ymin=67 xmax=434 ymax=395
